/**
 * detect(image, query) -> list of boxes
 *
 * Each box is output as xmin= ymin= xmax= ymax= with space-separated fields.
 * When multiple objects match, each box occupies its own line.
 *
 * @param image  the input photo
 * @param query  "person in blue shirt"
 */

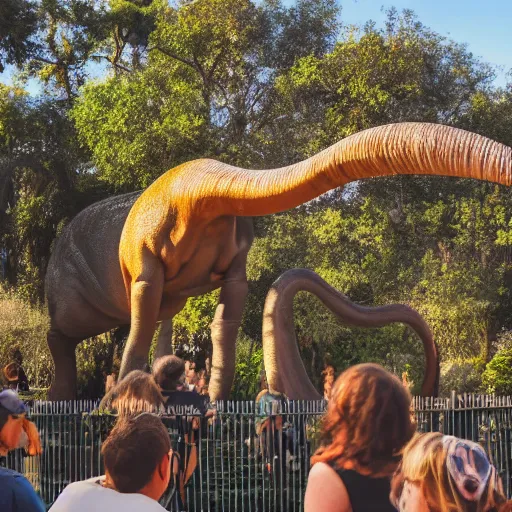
xmin=0 ymin=389 xmax=45 ymax=512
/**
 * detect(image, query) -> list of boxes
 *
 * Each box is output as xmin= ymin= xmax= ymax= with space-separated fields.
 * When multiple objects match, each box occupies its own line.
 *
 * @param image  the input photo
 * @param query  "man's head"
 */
xmin=0 ymin=390 xmax=27 ymax=454
xmin=152 ymin=356 xmax=186 ymax=391
xmin=102 ymin=413 xmax=172 ymax=501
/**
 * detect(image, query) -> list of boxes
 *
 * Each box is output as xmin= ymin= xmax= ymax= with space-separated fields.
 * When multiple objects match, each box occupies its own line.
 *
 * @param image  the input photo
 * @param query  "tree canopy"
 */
xmin=2 ymin=0 xmax=512 ymax=395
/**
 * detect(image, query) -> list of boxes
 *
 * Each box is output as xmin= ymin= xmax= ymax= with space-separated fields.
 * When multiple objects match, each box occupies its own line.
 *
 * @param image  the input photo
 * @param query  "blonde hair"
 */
xmin=391 ymin=432 xmax=508 ymax=511
xmin=100 ymin=370 xmax=164 ymax=416
xmin=311 ymin=363 xmax=414 ymax=476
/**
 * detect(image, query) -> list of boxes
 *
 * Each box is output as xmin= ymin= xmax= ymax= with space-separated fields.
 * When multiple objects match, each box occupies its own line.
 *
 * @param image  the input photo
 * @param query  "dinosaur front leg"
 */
xmin=208 ymin=254 xmax=249 ymax=401
xmin=119 ymin=268 xmax=164 ymax=379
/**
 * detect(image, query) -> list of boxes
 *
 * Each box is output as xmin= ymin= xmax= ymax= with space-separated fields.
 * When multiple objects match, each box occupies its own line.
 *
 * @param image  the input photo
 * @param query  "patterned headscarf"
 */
xmin=442 ymin=435 xmax=496 ymax=502
xmin=391 ymin=433 xmax=504 ymax=512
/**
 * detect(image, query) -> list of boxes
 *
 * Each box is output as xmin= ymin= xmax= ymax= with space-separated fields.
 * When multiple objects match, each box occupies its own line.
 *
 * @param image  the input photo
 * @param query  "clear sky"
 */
xmin=334 ymin=0 xmax=512 ymax=87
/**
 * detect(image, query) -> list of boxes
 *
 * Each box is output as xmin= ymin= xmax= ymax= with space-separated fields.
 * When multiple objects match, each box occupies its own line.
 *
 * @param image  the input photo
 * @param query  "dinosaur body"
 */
xmin=45 ymin=123 xmax=512 ymax=400
xmin=47 ymin=192 xmax=140 ymax=337
xmin=46 ymin=191 xmax=253 ymax=399
xmin=262 ymin=269 xmax=438 ymax=399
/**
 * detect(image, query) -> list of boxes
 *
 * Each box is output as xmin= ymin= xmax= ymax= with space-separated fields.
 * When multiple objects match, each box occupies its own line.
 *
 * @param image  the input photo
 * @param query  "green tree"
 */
xmin=71 ymin=0 xmax=340 ymax=189
xmin=276 ymin=8 xmax=494 ymax=150
xmin=71 ymin=66 xmax=205 ymax=189
xmin=0 ymin=0 xmax=39 ymax=72
xmin=0 ymin=85 xmax=110 ymax=299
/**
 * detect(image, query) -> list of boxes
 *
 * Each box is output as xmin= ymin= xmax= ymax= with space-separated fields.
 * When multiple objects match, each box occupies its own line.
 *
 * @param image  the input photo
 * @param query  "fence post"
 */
xmin=450 ymin=390 xmax=456 ymax=435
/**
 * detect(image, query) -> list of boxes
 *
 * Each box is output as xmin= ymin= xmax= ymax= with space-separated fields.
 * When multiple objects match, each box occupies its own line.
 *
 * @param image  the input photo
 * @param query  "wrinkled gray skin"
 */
xmin=262 ymin=269 xmax=439 ymax=399
xmin=46 ymin=192 xmax=140 ymax=399
xmin=46 ymin=191 xmax=253 ymax=399
xmin=44 ymin=122 xmax=511 ymax=400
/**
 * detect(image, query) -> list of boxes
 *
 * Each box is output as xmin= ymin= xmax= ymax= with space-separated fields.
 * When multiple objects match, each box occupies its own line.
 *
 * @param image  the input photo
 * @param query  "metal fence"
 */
xmin=412 ymin=393 xmax=512 ymax=498
xmin=2 ymin=394 xmax=512 ymax=510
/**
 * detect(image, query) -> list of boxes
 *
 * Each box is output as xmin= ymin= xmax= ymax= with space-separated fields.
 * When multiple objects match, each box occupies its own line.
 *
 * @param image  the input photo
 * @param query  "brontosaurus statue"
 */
xmin=45 ymin=123 xmax=511 ymax=400
xmin=261 ymin=269 xmax=438 ymax=399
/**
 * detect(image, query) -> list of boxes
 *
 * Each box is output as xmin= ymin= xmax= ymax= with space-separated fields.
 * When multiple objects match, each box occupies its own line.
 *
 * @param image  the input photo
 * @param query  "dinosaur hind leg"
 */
xmin=47 ymin=330 xmax=82 ymax=400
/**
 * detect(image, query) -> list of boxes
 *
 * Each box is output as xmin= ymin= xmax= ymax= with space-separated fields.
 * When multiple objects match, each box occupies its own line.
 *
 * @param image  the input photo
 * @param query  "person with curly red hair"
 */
xmin=305 ymin=363 xmax=415 ymax=512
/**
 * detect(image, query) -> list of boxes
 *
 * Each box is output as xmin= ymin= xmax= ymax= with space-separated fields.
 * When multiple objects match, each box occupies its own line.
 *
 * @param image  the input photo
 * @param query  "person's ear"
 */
xmin=158 ymin=450 xmax=174 ymax=482
xmin=104 ymin=471 xmax=116 ymax=490
xmin=169 ymin=449 xmax=179 ymax=475
xmin=158 ymin=454 xmax=167 ymax=480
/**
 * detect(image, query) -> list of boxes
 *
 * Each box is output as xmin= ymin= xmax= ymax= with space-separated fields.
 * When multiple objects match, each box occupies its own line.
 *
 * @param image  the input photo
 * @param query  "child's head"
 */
xmin=391 ymin=432 xmax=507 ymax=511
xmin=109 ymin=370 xmax=164 ymax=415
xmin=152 ymin=356 xmax=186 ymax=391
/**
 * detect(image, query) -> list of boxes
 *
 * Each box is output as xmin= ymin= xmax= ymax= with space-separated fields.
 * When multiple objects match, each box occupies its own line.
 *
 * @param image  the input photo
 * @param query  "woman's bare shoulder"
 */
xmin=305 ymin=462 xmax=352 ymax=512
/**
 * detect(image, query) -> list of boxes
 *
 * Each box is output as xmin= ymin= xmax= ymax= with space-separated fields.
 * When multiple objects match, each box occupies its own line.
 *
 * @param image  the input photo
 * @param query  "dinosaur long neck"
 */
xmin=182 ymin=123 xmax=512 ymax=218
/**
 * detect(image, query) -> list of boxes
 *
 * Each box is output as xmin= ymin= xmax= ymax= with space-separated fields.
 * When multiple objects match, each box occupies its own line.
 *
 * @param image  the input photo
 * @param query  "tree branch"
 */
xmin=91 ymin=55 xmax=132 ymax=73
xmin=148 ymin=46 xmax=197 ymax=70
xmin=207 ymin=48 xmax=226 ymax=81
xmin=32 ymin=56 xmax=59 ymax=66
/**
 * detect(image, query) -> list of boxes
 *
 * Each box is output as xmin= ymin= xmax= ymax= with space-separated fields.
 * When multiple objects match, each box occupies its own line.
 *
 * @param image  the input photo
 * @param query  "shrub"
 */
xmin=76 ymin=334 xmax=118 ymax=398
xmin=482 ymin=349 xmax=512 ymax=395
xmin=439 ymin=358 xmax=485 ymax=396
xmin=231 ymin=335 xmax=264 ymax=400
xmin=0 ymin=284 xmax=51 ymax=387
xmin=0 ymin=284 xmax=120 ymax=397
xmin=492 ymin=329 xmax=512 ymax=353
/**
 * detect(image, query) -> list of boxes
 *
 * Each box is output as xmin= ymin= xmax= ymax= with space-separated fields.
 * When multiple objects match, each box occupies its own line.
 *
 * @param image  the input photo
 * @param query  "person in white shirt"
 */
xmin=50 ymin=413 xmax=173 ymax=511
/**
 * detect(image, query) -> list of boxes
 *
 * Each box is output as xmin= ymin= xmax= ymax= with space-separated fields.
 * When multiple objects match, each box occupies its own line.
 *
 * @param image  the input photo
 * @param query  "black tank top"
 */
xmin=330 ymin=467 xmax=397 ymax=512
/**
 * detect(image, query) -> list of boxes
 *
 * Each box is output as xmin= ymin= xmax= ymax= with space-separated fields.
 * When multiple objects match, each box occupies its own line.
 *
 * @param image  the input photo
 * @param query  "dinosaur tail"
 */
xmin=262 ymin=268 xmax=438 ymax=400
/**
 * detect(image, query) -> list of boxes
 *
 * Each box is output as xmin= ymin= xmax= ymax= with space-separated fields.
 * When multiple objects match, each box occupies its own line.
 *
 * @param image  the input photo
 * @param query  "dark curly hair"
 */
xmin=152 ymin=355 xmax=185 ymax=391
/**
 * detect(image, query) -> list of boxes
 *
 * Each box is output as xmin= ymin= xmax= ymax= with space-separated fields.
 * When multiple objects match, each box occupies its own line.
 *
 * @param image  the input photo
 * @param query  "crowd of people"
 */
xmin=1 ymin=356 xmax=512 ymax=511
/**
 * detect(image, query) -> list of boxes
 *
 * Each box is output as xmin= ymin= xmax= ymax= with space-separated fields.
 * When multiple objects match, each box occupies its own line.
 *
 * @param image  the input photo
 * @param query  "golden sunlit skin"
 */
xmin=262 ymin=269 xmax=438 ymax=399
xmin=46 ymin=122 xmax=511 ymax=401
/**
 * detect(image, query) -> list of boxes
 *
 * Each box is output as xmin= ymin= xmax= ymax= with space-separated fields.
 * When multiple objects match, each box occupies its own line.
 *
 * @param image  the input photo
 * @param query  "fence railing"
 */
xmin=2 ymin=395 xmax=512 ymax=510
xmin=412 ymin=393 xmax=512 ymax=498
